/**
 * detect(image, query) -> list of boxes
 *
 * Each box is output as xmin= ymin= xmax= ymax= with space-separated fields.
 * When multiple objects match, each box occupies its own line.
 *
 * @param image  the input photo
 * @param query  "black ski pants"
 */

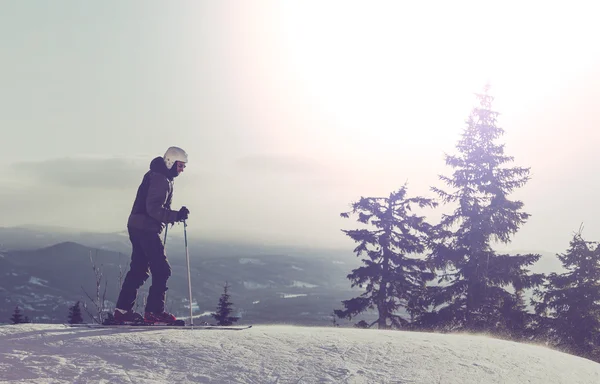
xmin=116 ymin=227 xmax=172 ymax=313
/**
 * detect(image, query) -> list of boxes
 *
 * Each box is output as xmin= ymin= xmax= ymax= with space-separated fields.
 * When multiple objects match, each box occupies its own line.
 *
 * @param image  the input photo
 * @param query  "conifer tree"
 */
xmin=331 ymin=311 xmax=340 ymax=327
xmin=534 ymin=229 xmax=600 ymax=361
xmin=10 ymin=306 xmax=24 ymax=324
xmin=68 ymin=301 xmax=84 ymax=324
xmin=211 ymin=282 xmax=239 ymax=326
xmin=335 ymin=184 xmax=437 ymax=329
xmin=427 ymin=84 xmax=543 ymax=333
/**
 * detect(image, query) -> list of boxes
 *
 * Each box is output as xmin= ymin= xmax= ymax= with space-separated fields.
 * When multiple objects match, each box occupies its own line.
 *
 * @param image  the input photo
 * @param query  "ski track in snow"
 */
xmin=1 ymin=324 xmax=599 ymax=384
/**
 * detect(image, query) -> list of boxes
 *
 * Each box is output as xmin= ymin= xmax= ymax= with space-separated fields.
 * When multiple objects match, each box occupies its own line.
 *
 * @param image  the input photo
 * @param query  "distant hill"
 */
xmin=0 ymin=237 xmax=363 ymax=326
xmin=0 ymin=226 xmax=132 ymax=254
xmin=0 ymin=224 xmax=354 ymax=262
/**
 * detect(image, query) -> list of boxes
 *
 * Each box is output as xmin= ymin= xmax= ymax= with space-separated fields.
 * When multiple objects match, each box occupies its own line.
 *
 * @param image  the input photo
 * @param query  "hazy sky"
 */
xmin=1 ymin=1 xmax=599 ymax=253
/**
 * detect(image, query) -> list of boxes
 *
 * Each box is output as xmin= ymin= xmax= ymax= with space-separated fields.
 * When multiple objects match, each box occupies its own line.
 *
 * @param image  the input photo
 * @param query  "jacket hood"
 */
xmin=149 ymin=156 xmax=173 ymax=180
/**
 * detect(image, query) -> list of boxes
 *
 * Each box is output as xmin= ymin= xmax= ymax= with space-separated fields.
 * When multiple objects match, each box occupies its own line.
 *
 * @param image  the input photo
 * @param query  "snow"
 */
xmin=182 ymin=300 xmax=200 ymax=311
xmin=1 ymin=324 xmax=599 ymax=384
xmin=238 ymin=258 xmax=265 ymax=265
xmin=20 ymin=304 xmax=35 ymax=311
xmin=242 ymin=281 xmax=270 ymax=289
xmin=281 ymin=293 xmax=307 ymax=299
xmin=187 ymin=311 xmax=213 ymax=319
xmin=28 ymin=277 xmax=48 ymax=287
xmin=290 ymin=280 xmax=318 ymax=288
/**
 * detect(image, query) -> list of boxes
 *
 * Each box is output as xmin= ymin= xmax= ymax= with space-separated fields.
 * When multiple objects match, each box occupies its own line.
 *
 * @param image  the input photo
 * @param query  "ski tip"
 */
xmin=65 ymin=323 xmax=253 ymax=330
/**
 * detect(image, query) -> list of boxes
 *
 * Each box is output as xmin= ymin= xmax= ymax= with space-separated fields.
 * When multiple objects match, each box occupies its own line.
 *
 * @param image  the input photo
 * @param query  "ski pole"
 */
xmin=183 ymin=220 xmax=194 ymax=328
xmin=163 ymin=224 xmax=168 ymax=246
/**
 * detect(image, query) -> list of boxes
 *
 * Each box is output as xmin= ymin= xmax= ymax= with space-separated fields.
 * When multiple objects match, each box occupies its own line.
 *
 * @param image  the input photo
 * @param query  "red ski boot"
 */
xmin=144 ymin=311 xmax=182 ymax=325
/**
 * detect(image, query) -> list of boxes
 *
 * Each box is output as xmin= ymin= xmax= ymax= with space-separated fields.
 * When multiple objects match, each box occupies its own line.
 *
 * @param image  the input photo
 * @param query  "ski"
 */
xmin=103 ymin=319 xmax=187 ymax=326
xmin=66 ymin=323 xmax=252 ymax=331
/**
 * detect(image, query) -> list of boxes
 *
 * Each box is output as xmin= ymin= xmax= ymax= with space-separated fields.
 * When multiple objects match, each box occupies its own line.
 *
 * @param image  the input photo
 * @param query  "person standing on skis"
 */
xmin=112 ymin=146 xmax=190 ymax=325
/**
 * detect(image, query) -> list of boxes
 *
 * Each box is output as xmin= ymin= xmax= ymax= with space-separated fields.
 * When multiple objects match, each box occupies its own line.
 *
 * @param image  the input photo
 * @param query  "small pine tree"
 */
xmin=331 ymin=311 xmax=340 ymax=327
xmin=534 ymin=229 xmax=600 ymax=361
xmin=211 ymin=282 xmax=239 ymax=326
xmin=10 ymin=306 xmax=24 ymax=324
xmin=68 ymin=301 xmax=84 ymax=324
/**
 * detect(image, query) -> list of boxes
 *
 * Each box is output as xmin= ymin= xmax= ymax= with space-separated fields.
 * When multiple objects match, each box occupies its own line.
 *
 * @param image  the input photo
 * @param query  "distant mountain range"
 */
xmin=0 ymin=226 xmax=364 ymax=326
xmin=0 ymin=225 xmax=566 ymax=326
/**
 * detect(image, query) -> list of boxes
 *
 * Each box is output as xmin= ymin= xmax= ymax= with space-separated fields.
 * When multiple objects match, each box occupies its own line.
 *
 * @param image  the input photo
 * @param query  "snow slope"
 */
xmin=1 ymin=324 xmax=599 ymax=384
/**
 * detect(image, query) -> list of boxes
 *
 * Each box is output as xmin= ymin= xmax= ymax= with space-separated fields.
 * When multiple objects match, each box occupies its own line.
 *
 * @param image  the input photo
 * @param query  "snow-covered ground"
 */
xmin=1 ymin=324 xmax=599 ymax=384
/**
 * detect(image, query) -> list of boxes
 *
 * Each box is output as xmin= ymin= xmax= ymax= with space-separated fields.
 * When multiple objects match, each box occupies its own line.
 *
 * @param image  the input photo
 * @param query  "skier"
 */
xmin=112 ymin=146 xmax=190 ymax=325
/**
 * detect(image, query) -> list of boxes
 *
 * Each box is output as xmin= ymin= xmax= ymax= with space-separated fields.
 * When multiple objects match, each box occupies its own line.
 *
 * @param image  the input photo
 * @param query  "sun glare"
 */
xmin=275 ymin=3 xmax=499 ymax=149
xmin=218 ymin=0 xmax=599 ymax=169
xmin=268 ymin=1 xmax=597 ymax=158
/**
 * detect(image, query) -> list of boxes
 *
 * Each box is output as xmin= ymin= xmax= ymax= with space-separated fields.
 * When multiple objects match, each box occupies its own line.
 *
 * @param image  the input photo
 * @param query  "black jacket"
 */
xmin=127 ymin=156 xmax=179 ymax=233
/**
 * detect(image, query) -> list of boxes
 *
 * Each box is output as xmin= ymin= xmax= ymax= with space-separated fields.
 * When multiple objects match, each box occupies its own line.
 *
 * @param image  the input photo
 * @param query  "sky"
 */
xmin=1 ymin=1 xmax=599 ymax=253
xmin=2 ymin=323 xmax=600 ymax=383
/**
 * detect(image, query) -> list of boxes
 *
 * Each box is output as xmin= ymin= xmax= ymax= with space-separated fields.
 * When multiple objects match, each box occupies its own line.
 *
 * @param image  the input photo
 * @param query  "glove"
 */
xmin=176 ymin=206 xmax=190 ymax=222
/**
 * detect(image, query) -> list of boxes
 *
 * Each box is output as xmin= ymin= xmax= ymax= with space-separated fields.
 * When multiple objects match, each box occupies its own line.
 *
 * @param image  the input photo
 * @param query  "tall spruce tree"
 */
xmin=211 ymin=282 xmax=239 ymax=326
xmin=68 ymin=301 xmax=84 ymax=324
xmin=534 ymin=230 xmax=600 ymax=361
xmin=335 ymin=185 xmax=437 ymax=329
xmin=427 ymin=84 xmax=543 ymax=334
